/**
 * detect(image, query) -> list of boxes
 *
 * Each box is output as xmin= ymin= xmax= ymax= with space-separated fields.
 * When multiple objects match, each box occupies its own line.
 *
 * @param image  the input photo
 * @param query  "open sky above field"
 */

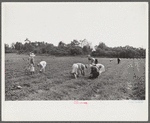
xmin=2 ymin=2 xmax=148 ymax=48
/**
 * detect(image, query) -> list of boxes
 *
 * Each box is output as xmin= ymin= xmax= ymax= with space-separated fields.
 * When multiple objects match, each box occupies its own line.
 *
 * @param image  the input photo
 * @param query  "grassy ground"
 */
xmin=5 ymin=53 xmax=145 ymax=100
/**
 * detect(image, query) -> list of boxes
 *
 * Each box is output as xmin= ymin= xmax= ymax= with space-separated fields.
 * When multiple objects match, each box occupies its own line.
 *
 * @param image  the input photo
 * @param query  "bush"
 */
xmin=69 ymin=46 xmax=83 ymax=56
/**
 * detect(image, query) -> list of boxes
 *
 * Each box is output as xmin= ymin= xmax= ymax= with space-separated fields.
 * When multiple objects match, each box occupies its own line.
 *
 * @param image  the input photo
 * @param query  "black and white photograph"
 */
xmin=2 ymin=2 xmax=148 ymax=121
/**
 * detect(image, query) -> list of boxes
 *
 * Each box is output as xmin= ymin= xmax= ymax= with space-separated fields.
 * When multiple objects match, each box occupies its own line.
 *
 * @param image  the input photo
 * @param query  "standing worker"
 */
xmin=117 ymin=58 xmax=121 ymax=64
xmin=30 ymin=64 xmax=35 ymax=75
xmin=28 ymin=52 xmax=35 ymax=74
xmin=29 ymin=52 xmax=35 ymax=66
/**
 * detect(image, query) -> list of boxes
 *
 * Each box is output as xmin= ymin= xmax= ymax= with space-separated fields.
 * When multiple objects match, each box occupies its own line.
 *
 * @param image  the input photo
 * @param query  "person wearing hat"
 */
xmin=27 ymin=52 xmax=35 ymax=74
xmin=37 ymin=61 xmax=47 ymax=73
xmin=29 ymin=52 xmax=35 ymax=65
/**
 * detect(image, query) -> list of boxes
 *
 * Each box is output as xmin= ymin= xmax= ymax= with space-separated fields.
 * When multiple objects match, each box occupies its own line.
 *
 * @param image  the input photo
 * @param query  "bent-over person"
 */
xmin=37 ymin=61 xmax=47 ymax=73
xmin=71 ymin=63 xmax=87 ymax=79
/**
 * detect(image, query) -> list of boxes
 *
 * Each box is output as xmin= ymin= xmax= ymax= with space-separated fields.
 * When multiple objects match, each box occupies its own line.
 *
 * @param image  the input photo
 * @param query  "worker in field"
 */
xmin=71 ymin=63 xmax=88 ymax=79
xmin=89 ymin=59 xmax=105 ymax=79
xmin=37 ymin=61 xmax=47 ymax=73
xmin=117 ymin=58 xmax=121 ymax=64
xmin=87 ymin=55 xmax=95 ymax=65
xmin=89 ymin=59 xmax=99 ymax=79
xmin=110 ymin=59 xmax=113 ymax=62
xmin=29 ymin=52 xmax=35 ymax=66
xmin=96 ymin=64 xmax=105 ymax=75
xmin=30 ymin=63 xmax=35 ymax=75
xmin=25 ymin=52 xmax=35 ymax=75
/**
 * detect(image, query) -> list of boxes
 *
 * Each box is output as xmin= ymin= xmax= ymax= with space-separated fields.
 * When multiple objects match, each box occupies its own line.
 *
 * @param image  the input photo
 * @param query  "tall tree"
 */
xmin=14 ymin=42 xmax=23 ymax=50
xmin=70 ymin=39 xmax=80 ymax=46
xmin=97 ymin=42 xmax=107 ymax=50
xmin=58 ymin=41 xmax=66 ymax=47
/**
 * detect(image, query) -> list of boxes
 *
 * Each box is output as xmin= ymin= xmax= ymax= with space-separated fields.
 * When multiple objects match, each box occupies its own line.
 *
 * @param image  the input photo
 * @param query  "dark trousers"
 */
xmin=89 ymin=72 xmax=99 ymax=79
xmin=118 ymin=59 xmax=120 ymax=64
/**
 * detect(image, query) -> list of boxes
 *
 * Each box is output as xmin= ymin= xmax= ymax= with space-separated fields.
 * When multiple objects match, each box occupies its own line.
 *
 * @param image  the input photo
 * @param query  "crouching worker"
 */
xmin=89 ymin=59 xmax=99 ymax=79
xmin=96 ymin=64 xmax=105 ymax=75
xmin=71 ymin=63 xmax=87 ymax=79
xmin=89 ymin=65 xmax=99 ymax=79
xmin=89 ymin=59 xmax=105 ymax=79
xmin=37 ymin=61 xmax=47 ymax=73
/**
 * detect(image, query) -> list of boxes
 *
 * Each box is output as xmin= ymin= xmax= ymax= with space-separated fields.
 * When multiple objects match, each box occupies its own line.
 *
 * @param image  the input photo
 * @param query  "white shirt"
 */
xmin=96 ymin=64 xmax=105 ymax=74
xmin=71 ymin=63 xmax=86 ymax=74
xmin=40 ymin=61 xmax=47 ymax=68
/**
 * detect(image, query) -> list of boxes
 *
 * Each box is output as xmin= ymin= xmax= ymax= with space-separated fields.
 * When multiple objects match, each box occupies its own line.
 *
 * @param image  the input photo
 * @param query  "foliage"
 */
xmin=82 ymin=45 xmax=92 ymax=55
xmin=5 ymin=39 xmax=146 ymax=58
xmin=70 ymin=39 xmax=80 ymax=46
xmin=92 ymin=43 xmax=145 ymax=58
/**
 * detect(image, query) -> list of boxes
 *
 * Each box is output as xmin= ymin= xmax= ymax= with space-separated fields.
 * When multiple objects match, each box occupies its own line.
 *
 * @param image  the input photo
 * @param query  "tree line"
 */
xmin=92 ymin=42 xmax=145 ymax=58
xmin=5 ymin=39 xmax=145 ymax=58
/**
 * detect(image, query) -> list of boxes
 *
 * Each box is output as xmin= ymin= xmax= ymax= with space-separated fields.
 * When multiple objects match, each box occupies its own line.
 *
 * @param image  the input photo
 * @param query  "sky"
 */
xmin=2 ymin=2 xmax=148 ymax=49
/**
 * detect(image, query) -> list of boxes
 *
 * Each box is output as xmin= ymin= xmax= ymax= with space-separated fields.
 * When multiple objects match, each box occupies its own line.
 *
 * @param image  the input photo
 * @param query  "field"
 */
xmin=5 ymin=53 xmax=145 ymax=100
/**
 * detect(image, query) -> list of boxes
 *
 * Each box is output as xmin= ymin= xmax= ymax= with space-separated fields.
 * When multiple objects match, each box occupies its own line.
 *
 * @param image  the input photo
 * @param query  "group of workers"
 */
xmin=28 ymin=52 xmax=47 ymax=74
xmin=71 ymin=55 xmax=105 ymax=79
xmin=28 ymin=52 xmax=120 ymax=80
xmin=71 ymin=55 xmax=121 ymax=79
